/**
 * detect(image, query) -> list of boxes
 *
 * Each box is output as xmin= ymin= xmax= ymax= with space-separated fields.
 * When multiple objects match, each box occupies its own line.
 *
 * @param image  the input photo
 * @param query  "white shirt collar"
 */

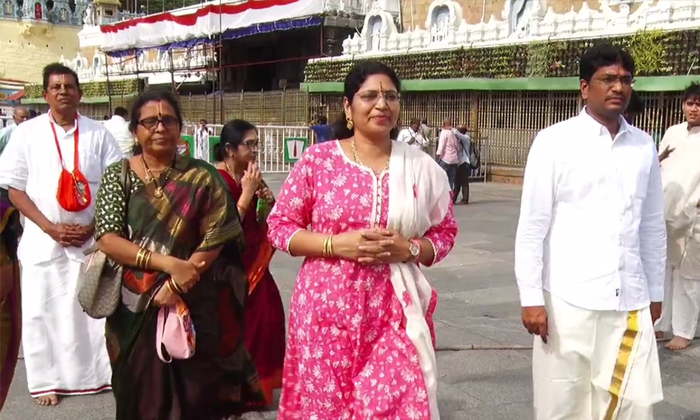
xmin=578 ymin=106 xmax=630 ymax=138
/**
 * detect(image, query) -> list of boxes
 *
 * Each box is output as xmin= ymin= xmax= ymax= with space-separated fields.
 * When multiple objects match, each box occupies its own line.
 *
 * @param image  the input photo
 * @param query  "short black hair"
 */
xmin=213 ymin=119 xmax=257 ymax=162
xmin=625 ymin=90 xmax=645 ymax=114
xmin=409 ymin=118 xmax=420 ymax=125
xmin=42 ymin=63 xmax=80 ymax=91
xmin=579 ymin=43 xmax=635 ymax=82
xmin=129 ymin=90 xmax=183 ymax=133
xmin=684 ymin=82 xmax=700 ymax=101
xmin=113 ymin=107 xmax=128 ymax=118
xmin=332 ymin=60 xmax=401 ymax=140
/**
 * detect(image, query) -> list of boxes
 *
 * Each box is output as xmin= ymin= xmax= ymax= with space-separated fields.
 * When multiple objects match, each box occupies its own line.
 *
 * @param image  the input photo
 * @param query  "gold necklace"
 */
xmin=223 ymin=161 xmax=241 ymax=185
xmin=351 ymin=139 xmax=390 ymax=175
xmin=141 ymin=155 xmax=173 ymax=199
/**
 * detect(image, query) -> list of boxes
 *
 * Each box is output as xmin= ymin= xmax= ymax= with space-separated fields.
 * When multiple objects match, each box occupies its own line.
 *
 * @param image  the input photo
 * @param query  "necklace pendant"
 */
xmin=154 ymin=187 xmax=164 ymax=199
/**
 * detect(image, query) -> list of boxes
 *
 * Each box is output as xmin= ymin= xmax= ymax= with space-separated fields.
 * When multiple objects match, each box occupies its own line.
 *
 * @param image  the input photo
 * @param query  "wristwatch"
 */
xmin=406 ymin=239 xmax=421 ymax=264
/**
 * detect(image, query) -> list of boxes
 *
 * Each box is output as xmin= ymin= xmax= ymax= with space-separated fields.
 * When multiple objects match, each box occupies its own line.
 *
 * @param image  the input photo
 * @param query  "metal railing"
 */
xmin=183 ymin=122 xmax=317 ymax=173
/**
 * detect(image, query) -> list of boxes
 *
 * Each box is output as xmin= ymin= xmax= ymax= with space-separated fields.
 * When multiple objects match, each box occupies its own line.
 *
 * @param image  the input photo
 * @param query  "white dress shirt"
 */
xmin=103 ymin=115 xmax=135 ymax=158
xmin=397 ymin=127 xmax=427 ymax=149
xmin=515 ymin=109 xmax=666 ymax=311
xmin=0 ymin=113 xmax=122 ymax=264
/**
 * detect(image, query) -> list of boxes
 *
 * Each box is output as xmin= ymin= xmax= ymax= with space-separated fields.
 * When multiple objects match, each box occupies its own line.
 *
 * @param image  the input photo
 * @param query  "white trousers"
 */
xmin=533 ymin=293 xmax=663 ymax=420
xmin=20 ymin=255 xmax=112 ymax=396
xmin=655 ymin=266 xmax=700 ymax=340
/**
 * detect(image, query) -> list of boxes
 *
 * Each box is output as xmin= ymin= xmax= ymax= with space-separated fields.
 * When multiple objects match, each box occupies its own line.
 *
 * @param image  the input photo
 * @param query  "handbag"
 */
xmin=76 ymin=158 xmax=132 ymax=319
xmin=156 ymin=296 xmax=196 ymax=363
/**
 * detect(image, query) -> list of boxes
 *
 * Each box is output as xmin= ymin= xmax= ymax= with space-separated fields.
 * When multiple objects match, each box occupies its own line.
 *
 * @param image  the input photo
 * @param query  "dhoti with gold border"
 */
xmin=533 ymin=292 xmax=663 ymax=420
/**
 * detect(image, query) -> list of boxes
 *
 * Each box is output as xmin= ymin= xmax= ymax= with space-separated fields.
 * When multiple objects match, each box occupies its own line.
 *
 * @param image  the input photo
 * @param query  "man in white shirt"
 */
xmin=396 ymin=118 xmax=427 ymax=151
xmin=515 ymin=44 xmax=666 ymax=419
xmin=0 ymin=106 xmax=30 ymax=155
xmin=655 ymin=82 xmax=700 ymax=351
xmin=0 ymin=63 xmax=120 ymax=406
xmin=194 ymin=119 xmax=210 ymax=161
xmin=102 ymin=106 xmax=135 ymax=158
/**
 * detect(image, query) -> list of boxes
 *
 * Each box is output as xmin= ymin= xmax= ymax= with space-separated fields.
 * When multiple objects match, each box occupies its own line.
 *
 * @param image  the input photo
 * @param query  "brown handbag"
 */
xmin=76 ymin=159 xmax=132 ymax=319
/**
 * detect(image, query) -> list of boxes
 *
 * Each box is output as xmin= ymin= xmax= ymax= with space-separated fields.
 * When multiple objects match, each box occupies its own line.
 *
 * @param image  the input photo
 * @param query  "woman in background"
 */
xmin=0 ymin=190 xmax=22 ymax=411
xmin=214 ymin=119 xmax=286 ymax=407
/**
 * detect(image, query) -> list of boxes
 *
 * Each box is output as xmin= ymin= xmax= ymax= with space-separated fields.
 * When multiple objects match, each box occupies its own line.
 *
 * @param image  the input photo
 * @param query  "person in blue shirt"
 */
xmin=310 ymin=115 xmax=334 ymax=144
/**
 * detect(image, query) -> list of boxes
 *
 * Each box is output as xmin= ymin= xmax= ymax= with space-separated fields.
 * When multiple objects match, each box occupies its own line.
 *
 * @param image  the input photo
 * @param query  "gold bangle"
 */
xmin=322 ymin=235 xmax=334 ymax=257
xmin=135 ymin=248 xmax=146 ymax=269
xmin=166 ymin=279 xmax=179 ymax=295
xmin=169 ymin=278 xmax=185 ymax=294
xmin=143 ymin=250 xmax=152 ymax=270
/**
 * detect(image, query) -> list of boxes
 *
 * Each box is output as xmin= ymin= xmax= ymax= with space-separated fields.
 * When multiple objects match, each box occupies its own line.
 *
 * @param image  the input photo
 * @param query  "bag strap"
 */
xmin=120 ymin=158 xmax=132 ymax=238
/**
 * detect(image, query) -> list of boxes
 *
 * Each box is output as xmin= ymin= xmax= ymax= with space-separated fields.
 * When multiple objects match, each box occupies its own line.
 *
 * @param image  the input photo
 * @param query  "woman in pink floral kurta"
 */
xmin=267 ymin=62 xmax=458 ymax=419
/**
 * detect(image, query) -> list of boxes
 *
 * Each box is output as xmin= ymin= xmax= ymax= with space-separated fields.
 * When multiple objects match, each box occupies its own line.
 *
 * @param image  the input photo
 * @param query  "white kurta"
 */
xmin=0 ymin=113 xmax=122 ymax=396
xmin=195 ymin=127 xmax=210 ymax=162
xmin=516 ymin=109 xmax=666 ymax=418
xmin=656 ymin=123 xmax=700 ymax=339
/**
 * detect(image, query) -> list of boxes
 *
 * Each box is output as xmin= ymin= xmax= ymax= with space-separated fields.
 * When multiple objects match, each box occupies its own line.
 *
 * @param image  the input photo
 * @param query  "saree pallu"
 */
xmin=219 ymin=171 xmax=286 ymax=406
xmin=94 ymin=157 xmax=265 ymax=420
xmin=0 ymin=192 xmax=22 ymax=411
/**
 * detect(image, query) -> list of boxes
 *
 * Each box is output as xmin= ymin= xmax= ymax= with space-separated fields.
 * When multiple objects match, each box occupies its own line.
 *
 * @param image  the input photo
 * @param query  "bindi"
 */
xmin=156 ymin=101 xmax=163 ymax=119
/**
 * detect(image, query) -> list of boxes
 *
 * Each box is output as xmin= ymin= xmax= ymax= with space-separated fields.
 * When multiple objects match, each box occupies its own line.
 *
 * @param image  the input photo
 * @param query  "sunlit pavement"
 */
xmin=2 ymin=178 xmax=699 ymax=420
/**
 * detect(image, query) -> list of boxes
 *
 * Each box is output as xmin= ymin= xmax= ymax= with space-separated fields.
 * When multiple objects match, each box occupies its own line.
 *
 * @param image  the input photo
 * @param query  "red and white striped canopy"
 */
xmin=98 ymin=0 xmax=324 ymax=52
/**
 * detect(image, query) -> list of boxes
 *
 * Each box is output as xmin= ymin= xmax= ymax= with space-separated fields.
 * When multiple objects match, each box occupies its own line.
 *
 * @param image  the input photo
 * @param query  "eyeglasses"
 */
xmin=355 ymin=90 xmax=401 ymax=104
xmin=138 ymin=116 xmax=180 ymax=131
xmin=596 ymin=75 xmax=635 ymax=87
xmin=242 ymin=139 xmax=260 ymax=149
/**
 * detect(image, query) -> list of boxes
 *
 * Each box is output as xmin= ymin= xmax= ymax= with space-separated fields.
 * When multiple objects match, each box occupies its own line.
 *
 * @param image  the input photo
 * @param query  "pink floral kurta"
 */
xmin=267 ymin=141 xmax=458 ymax=419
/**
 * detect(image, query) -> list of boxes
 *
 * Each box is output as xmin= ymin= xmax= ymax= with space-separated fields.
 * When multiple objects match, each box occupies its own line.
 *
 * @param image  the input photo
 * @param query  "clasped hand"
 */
xmin=334 ymin=228 xmax=411 ymax=265
xmin=153 ymin=258 xmax=206 ymax=308
xmin=47 ymin=223 xmax=94 ymax=247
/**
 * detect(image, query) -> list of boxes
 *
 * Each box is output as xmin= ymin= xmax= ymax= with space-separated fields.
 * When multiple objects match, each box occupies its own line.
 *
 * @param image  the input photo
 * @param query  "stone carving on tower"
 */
xmin=2 ymin=0 xmax=89 ymax=25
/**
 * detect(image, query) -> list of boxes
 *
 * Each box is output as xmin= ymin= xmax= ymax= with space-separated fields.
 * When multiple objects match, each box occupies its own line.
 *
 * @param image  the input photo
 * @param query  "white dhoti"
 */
xmin=533 ymin=293 xmax=663 ymax=420
xmin=20 ymin=255 xmax=112 ymax=397
xmin=655 ymin=266 xmax=700 ymax=340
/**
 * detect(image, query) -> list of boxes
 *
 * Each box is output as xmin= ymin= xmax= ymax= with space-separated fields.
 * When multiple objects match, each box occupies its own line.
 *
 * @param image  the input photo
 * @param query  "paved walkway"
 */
xmin=1 ymin=180 xmax=699 ymax=420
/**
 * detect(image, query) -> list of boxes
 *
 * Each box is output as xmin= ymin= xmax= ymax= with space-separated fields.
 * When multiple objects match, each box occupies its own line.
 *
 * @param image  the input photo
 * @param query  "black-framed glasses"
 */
xmin=139 ymin=116 xmax=180 ymax=131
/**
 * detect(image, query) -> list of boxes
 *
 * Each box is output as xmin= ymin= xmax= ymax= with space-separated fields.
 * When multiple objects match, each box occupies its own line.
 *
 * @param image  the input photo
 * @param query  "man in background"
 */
xmin=453 ymin=124 xmax=472 ymax=204
xmin=310 ymin=115 xmax=334 ymax=144
xmin=655 ymin=82 xmax=700 ymax=351
xmin=102 ymin=106 xmax=134 ymax=158
xmin=397 ymin=118 xmax=427 ymax=150
xmin=0 ymin=106 xmax=31 ymax=155
xmin=195 ymin=118 xmax=210 ymax=161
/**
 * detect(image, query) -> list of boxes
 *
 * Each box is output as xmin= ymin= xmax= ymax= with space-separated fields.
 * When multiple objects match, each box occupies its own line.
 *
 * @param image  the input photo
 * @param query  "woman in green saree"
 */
xmin=94 ymin=90 xmax=264 ymax=420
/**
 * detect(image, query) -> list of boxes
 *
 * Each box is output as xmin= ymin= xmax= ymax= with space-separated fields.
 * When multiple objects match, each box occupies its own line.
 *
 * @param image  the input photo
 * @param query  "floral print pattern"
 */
xmin=267 ymin=141 xmax=458 ymax=419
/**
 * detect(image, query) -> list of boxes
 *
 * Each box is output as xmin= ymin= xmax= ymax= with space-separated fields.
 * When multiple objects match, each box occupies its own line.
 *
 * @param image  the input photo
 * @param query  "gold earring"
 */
xmin=346 ymin=117 xmax=354 ymax=130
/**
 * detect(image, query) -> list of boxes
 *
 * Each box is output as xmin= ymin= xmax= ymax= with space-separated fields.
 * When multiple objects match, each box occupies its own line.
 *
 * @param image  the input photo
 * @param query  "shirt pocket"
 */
xmin=556 ymin=162 xmax=606 ymax=207
xmin=81 ymin=151 xmax=104 ymax=185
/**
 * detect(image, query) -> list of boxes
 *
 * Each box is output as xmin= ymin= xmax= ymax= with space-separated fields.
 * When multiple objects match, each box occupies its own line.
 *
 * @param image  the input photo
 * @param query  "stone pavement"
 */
xmin=1 ymin=178 xmax=699 ymax=420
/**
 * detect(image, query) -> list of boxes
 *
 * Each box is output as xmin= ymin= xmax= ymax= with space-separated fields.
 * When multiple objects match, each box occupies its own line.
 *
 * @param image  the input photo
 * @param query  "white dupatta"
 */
xmin=387 ymin=141 xmax=452 ymax=420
